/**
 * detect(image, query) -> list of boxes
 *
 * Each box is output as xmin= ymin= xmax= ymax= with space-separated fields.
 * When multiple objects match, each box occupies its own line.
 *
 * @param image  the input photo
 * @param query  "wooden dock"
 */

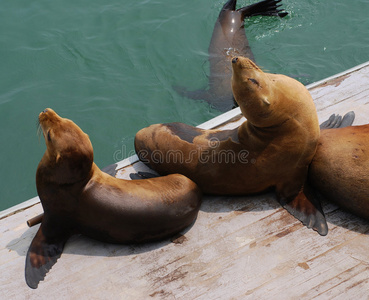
xmin=1 ymin=62 xmax=369 ymax=299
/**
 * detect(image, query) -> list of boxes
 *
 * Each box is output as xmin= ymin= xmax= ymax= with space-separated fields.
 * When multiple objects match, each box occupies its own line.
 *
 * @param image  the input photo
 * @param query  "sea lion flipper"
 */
xmin=281 ymin=188 xmax=328 ymax=236
xmin=238 ymin=0 xmax=288 ymax=18
xmin=173 ymin=85 xmax=211 ymax=101
xmin=319 ymin=111 xmax=355 ymax=129
xmin=25 ymin=225 xmax=66 ymax=289
xmin=173 ymin=85 xmax=236 ymax=111
xmin=339 ymin=111 xmax=355 ymax=128
xmin=222 ymin=0 xmax=237 ymax=11
xmin=319 ymin=114 xmax=337 ymax=129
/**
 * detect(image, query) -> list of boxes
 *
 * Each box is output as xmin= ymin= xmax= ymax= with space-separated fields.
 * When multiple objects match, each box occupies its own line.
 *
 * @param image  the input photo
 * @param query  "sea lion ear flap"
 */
xmin=25 ymin=225 xmax=66 ymax=289
xmin=56 ymin=153 xmax=61 ymax=163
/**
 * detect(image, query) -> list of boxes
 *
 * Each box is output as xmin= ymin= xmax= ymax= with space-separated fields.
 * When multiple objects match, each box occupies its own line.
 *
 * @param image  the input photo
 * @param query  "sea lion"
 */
xmin=309 ymin=123 xmax=369 ymax=220
xmin=135 ymin=56 xmax=327 ymax=235
xmin=175 ymin=0 xmax=288 ymax=111
xmin=26 ymin=108 xmax=202 ymax=289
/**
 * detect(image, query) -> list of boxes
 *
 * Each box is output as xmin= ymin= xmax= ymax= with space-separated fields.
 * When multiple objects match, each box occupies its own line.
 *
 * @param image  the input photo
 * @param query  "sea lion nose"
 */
xmin=232 ymin=57 xmax=238 ymax=64
xmin=42 ymin=109 xmax=48 ymax=113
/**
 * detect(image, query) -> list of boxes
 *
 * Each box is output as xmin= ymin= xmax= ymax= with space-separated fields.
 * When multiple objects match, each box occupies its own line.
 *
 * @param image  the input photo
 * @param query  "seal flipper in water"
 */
xmin=25 ymin=224 xmax=68 ymax=289
xmin=237 ymin=0 xmax=288 ymax=18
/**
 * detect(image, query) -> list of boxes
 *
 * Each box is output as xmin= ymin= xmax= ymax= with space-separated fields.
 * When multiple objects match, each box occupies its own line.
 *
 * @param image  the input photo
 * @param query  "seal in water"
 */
xmin=135 ymin=56 xmax=327 ymax=235
xmin=25 ymin=108 xmax=202 ymax=289
xmin=175 ymin=0 xmax=288 ymax=111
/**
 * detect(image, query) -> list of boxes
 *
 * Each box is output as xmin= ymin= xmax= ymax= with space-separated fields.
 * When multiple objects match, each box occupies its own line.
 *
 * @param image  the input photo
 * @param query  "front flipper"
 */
xmin=279 ymin=186 xmax=328 ymax=236
xmin=25 ymin=224 xmax=67 ymax=289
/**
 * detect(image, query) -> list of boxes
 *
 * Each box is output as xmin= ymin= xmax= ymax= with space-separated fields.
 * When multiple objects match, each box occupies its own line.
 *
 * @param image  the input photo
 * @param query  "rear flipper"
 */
xmin=278 ymin=185 xmax=328 ymax=236
xmin=25 ymin=224 xmax=67 ymax=289
xmin=173 ymin=85 xmax=212 ymax=101
xmin=129 ymin=171 xmax=160 ymax=180
xmin=239 ymin=0 xmax=288 ymax=18
xmin=320 ymin=111 xmax=355 ymax=129
xmin=173 ymin=85 xmax=236 ymax=112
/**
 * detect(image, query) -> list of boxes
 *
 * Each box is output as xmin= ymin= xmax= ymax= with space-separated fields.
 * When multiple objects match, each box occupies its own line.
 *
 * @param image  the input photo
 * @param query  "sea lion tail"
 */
xmin=238 ymin=0 xmax=288 ymax=19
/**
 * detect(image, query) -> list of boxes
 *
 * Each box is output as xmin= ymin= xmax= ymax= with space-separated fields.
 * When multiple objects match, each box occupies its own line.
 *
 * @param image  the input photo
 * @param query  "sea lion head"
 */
xmin=37 ymin=108 xmax=93 ymax=185
xmin=231 ymin=56 xmax=309 ymax=128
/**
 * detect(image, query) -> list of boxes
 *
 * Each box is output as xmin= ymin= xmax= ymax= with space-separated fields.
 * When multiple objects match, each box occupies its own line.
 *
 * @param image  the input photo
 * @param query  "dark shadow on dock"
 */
xmin=200 ymin=191 xmax=279 ymax=214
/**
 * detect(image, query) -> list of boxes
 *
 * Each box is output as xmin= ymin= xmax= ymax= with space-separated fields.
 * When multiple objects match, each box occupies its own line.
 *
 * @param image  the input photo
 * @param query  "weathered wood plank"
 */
xmin=309 ymin=63 xmax=369 ymax=125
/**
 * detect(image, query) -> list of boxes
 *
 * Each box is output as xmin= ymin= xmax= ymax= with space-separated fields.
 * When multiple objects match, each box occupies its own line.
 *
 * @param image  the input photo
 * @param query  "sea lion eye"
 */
xmin=47 ymin=131 xmax=51 ymax=141
xmin=249 ymin=78 xmax=260 ymax=86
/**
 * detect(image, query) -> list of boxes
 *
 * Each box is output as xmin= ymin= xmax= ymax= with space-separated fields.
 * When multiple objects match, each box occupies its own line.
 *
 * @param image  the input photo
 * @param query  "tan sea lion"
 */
xmin=309 ymin=123 xmax=369 ymax=219
xmin=175 ymin=0 xmax=288 ymax=111
xmin=25 ymin=108 xmax=202 ymax=289
xmin=135 ymin=56 xmax=327 ymax=235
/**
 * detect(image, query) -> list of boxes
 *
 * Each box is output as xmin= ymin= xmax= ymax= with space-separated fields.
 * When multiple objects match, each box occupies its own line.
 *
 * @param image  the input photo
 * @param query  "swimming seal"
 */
xmin=135 ymin=56 xmax=327 ymax=235
xmin=175 ymin=0 xmax=288 ymax=111
xmin=309 ymin=121 xmax=369 ymax=220
xmin=25 ymin=108 xmax=201 ymax=289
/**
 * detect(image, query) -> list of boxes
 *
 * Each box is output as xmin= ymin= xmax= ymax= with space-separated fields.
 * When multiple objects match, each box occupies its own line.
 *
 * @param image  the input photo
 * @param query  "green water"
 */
xmin=1 ymin=0 xmax=368 ymax=211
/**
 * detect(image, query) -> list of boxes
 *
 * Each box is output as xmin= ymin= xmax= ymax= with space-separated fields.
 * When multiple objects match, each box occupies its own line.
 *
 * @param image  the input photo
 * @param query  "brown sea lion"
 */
xmin=25 ymin=108 xmax=202 ymax=289
xmin=135 ymin=56 xmax=327 ymax=235
xmin=309 ymin=123 xmax=369 ymax=220
xmin=175 ymin=0 xmax=288 ymax=111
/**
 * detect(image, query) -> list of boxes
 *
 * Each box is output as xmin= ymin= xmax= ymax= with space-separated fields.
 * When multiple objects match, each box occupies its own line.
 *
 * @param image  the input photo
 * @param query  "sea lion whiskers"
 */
xmin=36 ymin=119 xmax=43 ymax=141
